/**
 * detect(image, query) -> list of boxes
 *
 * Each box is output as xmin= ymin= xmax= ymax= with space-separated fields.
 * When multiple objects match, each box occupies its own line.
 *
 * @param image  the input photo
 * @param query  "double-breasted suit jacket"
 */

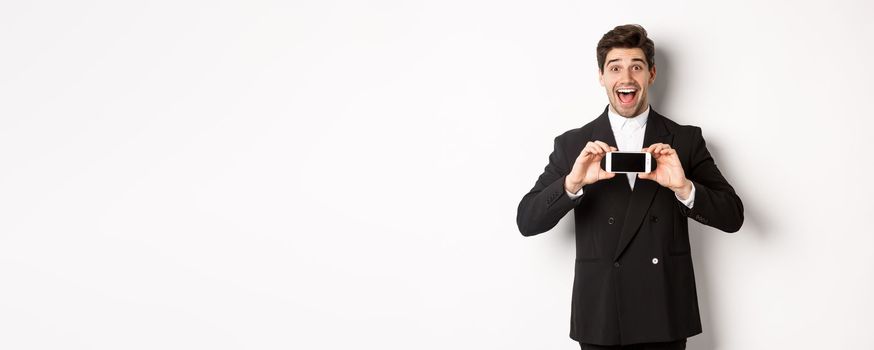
xmin=516 ymin=106 xmax=744 ymax=345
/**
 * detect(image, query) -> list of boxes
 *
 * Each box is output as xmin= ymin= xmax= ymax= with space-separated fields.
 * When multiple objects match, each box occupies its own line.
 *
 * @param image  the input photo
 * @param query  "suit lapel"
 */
xmin=591 ymin=106 xmax=618 ymax=148
xmin=611 ymin=108 xmax=674 ymax=261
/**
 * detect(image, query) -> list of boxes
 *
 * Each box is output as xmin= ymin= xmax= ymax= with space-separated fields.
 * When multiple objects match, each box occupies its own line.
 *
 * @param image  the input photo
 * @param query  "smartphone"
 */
xmin=604 ymin=151 xmax=653 ymax=173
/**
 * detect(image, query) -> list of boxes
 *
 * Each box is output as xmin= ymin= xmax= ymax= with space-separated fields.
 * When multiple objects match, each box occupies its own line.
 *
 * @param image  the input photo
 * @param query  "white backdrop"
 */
xmin=1 ymin=0 xmax=872 ymax=349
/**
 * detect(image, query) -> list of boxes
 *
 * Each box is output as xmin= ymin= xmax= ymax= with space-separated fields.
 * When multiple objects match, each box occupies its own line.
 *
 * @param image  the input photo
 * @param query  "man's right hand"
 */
xmin=564 ymin=140 xmax=617 ymax=193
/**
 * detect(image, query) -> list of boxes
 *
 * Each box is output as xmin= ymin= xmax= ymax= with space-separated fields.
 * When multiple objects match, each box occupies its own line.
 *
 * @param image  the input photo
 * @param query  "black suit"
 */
xmin=517 ymin=106 xmax=743 ymax=346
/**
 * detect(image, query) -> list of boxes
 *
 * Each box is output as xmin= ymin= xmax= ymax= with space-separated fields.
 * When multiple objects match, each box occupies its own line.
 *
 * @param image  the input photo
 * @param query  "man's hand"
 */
xmin=638 ymin=143 xmax=693 ymax=199
xmin=565 ymin=141 xmax=617 ymax=193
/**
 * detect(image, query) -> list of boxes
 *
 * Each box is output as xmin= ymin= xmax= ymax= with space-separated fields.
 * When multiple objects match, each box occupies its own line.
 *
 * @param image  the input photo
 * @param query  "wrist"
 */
xmin=672 ymin=179 xmax=693 ymax=198
xmin=565 ymin=176 xmax=583 ymax=193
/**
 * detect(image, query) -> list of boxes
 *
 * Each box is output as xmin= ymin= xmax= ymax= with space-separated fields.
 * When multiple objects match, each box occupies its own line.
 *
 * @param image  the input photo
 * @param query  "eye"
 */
xmin=610 ymin=66 xmax=619 ymax=72
xmin=632 ymin=65 xmax=641 ymax=71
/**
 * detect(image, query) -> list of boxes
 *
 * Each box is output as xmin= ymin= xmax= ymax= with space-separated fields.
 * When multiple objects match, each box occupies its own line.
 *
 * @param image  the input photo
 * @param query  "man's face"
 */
xmin=599 ymin=47 xmax=656 ymax=118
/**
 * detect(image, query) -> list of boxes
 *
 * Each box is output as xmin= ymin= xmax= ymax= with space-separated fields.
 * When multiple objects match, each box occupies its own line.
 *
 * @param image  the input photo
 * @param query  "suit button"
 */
xmin=651 ymin=215 xmax=659 ymax=223
xmin=652 ymin=258 xmax=659 ymax=264
xmin=614 ymin=262 xmax=621 ymax=267
xmin=608 ymin=217 xmax=615 ymax=224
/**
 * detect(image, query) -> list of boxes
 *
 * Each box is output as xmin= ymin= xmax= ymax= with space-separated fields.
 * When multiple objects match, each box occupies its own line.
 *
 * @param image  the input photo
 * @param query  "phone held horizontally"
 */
xmin=603 ymin=151 xmax=653 ymax=173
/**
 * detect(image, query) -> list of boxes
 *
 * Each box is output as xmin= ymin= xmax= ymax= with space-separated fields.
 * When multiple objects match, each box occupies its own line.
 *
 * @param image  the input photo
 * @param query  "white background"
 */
xmin=1 ymin=0 xmax=872 ymax=349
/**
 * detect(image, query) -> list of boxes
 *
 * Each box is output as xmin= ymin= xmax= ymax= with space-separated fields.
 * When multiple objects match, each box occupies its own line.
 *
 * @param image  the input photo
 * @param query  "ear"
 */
xmin=598 ymin=67 xmax=605 ymax=87
xmin=648 ymin=64 xmax=657 ymax=85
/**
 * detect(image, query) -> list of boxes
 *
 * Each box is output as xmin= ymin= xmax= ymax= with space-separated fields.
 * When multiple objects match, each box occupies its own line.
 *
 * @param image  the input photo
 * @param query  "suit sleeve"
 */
xmin=516 ymin=135 xmax=583 ymax=236
xmin=676 ymin=127 xmax=744 ymax=233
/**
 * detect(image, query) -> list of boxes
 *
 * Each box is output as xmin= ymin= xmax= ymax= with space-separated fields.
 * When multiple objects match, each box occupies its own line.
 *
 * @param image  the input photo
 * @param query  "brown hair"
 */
xmin=597 ymin=24 xmax=655 ymax=73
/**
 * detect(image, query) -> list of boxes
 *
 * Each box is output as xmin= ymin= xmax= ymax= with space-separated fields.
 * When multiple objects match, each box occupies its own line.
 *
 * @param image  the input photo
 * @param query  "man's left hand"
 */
xmin=638 ymin=143 xmax=693 ymax=199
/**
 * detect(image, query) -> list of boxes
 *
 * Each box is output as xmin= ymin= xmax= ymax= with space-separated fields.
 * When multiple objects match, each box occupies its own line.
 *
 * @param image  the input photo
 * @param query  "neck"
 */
xmin=609 ymin=103 xmax=649 ymax=118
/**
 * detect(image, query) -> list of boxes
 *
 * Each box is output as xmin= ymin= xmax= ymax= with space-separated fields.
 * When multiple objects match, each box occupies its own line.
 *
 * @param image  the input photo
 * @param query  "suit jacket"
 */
xmin=516 ymin=106 xmax=744 ymax=345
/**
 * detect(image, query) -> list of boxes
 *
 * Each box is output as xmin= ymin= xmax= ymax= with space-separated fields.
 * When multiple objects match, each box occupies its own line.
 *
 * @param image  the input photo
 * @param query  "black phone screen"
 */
xmin=611 ymin=153 xmax=646 ymax=172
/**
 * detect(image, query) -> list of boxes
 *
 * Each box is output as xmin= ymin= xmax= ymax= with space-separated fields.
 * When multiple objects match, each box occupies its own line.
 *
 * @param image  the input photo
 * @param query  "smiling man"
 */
xmin=516 ymin=24 xmax=744 ymax=349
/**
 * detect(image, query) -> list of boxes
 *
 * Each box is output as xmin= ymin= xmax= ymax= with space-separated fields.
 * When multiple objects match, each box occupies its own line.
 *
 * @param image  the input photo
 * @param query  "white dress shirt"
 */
xmin=566 ymin=105 xmax=695 ymax=208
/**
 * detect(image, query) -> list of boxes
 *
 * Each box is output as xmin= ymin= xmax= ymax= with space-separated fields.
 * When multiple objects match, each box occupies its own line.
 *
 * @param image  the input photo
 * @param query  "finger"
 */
xmin=593 ymin=140 xmax=612 ymax=154
xmin=658 ymin=145 xmax=674 ymax=154
xmin=584 ymin=142 xmax=602 ymax=155
xmin=643 ymin=143 xmax=662 ymax=153
xmin=582 ymin=142 xmax=598 ymax=156
xmin=580 ymin=146 xmax=590 ymax=157
xmin=610 ymin=146 xmax=618 ymax=152
xmin=592 ymin=144 xmax=608 ymax=156
xmin=584 ymin=144 xmax=599 ymax=157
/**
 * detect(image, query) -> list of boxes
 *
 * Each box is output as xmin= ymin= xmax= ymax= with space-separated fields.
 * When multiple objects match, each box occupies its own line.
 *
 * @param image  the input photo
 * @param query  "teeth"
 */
xmin=617 ymin=89 xmax=636 ymax=93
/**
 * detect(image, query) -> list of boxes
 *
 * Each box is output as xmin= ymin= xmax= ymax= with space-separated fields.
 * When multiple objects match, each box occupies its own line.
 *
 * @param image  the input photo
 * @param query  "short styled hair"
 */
xmin=596 ymin=24 xmax=655 ymax=73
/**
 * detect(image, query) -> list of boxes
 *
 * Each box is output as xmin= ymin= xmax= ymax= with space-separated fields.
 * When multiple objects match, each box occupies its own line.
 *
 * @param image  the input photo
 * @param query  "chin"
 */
xmin=612 ymin=104 xmax=637 ymax=117
xmin=617 ymin=101 xmax=647 ymax=117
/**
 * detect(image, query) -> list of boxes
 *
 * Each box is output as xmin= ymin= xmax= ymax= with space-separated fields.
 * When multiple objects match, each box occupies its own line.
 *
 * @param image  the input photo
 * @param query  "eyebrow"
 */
xmin=606 ymin=58 xmax=647 ymax=66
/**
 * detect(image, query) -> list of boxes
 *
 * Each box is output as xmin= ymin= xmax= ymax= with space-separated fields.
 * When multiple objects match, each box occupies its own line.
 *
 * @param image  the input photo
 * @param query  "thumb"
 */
xmin=638 ymin=172 xmax=650 ymax=179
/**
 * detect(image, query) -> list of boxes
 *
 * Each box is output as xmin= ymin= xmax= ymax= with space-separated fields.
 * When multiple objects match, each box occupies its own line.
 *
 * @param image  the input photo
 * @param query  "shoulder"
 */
xmin=553 ymin=117 xmax=599 ymax=144
xmin=658 ymin=113 xmax=704 ymax=141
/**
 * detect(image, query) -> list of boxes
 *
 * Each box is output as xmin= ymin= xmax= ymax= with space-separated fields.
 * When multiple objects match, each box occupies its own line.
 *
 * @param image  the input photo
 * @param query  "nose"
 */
xmin=622 ymin=68 xmax=634 ymax=81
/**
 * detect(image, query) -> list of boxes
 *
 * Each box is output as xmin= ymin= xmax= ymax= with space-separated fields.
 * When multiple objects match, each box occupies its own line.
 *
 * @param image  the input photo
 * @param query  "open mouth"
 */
xmin=616 ymin=87 xmax=638 ymax=105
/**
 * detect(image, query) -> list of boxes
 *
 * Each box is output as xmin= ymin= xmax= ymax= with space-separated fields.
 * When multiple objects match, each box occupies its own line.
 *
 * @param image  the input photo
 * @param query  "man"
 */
xmin=516 ymin=24 xmax=744 ymax=350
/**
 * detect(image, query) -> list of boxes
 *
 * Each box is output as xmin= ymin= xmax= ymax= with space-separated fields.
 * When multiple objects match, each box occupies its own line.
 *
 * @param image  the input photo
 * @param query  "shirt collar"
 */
xmin=607 ymin=104 xmax=650 ymax=131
